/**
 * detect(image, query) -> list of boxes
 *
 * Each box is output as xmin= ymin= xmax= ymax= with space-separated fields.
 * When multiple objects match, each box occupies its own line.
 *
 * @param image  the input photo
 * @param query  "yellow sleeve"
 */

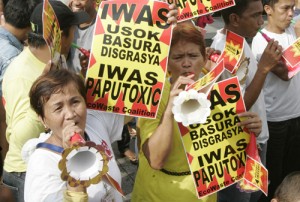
xmin=139 ymin=81 xmax=170 ymax=146
xmin=4 ymin=78 xmax=44 ymax=147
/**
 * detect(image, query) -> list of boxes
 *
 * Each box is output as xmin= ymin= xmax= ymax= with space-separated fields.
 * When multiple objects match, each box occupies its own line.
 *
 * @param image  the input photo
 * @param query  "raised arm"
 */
xmin=142 ymin=75 xmax=194 ymax=170
xmin=244 ymin=39 xmax=282 ymax=110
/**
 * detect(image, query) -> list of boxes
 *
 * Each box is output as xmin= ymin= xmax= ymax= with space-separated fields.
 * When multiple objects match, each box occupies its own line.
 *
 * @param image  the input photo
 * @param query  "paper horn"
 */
xmin=59 ymin=135 xmax=109 ymax=187
xmin=58 ymin=133 xmax=124 ymax=196
xmin=172 ymin=89 xmax=211 ymax=127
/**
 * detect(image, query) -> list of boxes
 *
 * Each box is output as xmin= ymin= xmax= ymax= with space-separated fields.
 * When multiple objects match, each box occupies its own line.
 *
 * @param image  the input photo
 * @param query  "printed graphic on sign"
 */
xmin=166 ymin=0 xmax=235 ymax=22
xmin=217 ymin=30 xmax=244 ymax=73
xmin=186 ymin=60 xmax=225 ymax=93
xmin=178 ymin=77 xmax=250 ymax=198
xmin=242 ymin=156 xmax=268 ymax=195
xmin=282 ymin=38 xmax=300 ymax=78
xmin=43 ymin=0 xmax=61 ymax=60
xmin=86 ymin=0 xmax=172 ymax=118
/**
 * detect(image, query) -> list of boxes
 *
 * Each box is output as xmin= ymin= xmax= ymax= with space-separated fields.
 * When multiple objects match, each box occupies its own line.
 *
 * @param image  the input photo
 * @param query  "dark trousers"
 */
xmin=117 ymin=124 xmax=131 ymax=154
xmin=259 ymin=117 xmax=300 ymax=201
xmin=117 ymin=119 xmax=136 ymax=154
xmin=2 ymin=170 xmax=26 ymax=202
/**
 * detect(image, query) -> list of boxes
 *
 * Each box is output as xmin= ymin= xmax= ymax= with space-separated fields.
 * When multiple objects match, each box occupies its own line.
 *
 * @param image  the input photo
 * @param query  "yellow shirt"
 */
xmin=132 ymin=81 xmax=216 ymax=202
xmin=3 ymin=47 xmax=45 ymax=172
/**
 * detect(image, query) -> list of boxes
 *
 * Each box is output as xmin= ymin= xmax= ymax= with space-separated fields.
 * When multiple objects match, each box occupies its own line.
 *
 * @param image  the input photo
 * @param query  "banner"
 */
xmin=217 ymin=30 xmax=244 ymax=73
xmin=282 ymin=37 xmax=300 ymax=78
xmin=179 ymin=77 xmax=251 ymax=198
xmin=43 ymin=0 xmax=61 ymax=60
xmin=166 ymin=0 xmax=235 ymax=22
xmin=86 ymin=0 xmax=173 ymax=118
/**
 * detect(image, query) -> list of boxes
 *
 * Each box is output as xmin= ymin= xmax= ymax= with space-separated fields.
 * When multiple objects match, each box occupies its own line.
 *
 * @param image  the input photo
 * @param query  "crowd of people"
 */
xmin=0 ymin=0 xmax=300 ymax=202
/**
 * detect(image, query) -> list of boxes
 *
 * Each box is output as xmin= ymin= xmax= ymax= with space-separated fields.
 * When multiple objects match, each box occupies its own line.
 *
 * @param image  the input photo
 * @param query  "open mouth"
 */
xmin=72 ymin=7 xmax=84 ymax=12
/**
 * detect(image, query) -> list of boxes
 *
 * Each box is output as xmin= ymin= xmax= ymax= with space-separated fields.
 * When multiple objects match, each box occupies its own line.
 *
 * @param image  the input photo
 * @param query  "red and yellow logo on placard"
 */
xmin=282 ymin=38 xmax=300 ymax=78
xmin=218 ymin=30 xmax=244 ymax=73
xmin=242 ymin=156 xmax=268 ymax=195
xmin=86 ymin=0 xmax=172 ymax=118
xmin=186 ymin=60 xmax=224 ymax=93
xmin=166 ymin=0 xmax=235 ymax=22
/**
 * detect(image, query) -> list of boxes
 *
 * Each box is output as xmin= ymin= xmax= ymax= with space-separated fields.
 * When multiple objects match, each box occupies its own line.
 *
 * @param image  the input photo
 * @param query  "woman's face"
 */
xmin=42 ymin=82 xmax=87 ymax=140
xmin=168 ymin=40 xmax=206 ymax=83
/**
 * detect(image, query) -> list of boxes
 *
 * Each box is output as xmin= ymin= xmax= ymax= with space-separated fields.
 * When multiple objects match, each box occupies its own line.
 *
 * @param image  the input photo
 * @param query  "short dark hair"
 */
xmin=171 ymin=21 xmax=206 ymax=60
xmin=274 ymin=171 xmax=300 ymax=202
xmin=221 ymin=0 xmax=261 ymax=25
xmin=4 ymin=0 xmax=41 ymax=29
xmin=263 ymin=0 xmax=279 ymax=7
xmin=27 ymin=26 xmax=71 ymax=48
xmin=2 ymin=0 xmax=9 ymax=7
xmin=30 ymin=69 xmax=86 ymax=119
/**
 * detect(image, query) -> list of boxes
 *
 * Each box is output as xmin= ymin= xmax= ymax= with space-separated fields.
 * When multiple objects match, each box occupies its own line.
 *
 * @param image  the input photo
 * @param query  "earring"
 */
xmin=44 ymin=124 xmax=50 ymax=133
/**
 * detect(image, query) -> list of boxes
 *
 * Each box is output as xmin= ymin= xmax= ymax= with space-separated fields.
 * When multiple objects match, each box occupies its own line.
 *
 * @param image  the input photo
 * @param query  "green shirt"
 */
xmin=132 ymin=81 xmax=217 ymax=202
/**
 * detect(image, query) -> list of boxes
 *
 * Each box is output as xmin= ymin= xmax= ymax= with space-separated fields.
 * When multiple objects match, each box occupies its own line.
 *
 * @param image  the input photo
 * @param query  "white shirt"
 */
xmin=24 ymin=109 xmax=125 ymax=202
xmin=252 ymin=26 xmax=300 ymax=121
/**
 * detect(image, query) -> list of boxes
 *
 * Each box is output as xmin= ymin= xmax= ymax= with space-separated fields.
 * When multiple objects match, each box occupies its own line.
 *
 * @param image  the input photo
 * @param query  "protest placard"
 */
xmin=217 ymin=30 xmax=244 ymax=73
xmin=86 ymin=0 xmax=172 ymax=118
xmin=241 ymin=150 xmax=268 ymax=195
xmin=166 ymin=0 xmax=235 ymax=22
xmin=282 ymin=37 xmax=300 ymax=78
xmin=42 ymin=0 xmax=61 ymax=61
xmin=178 ymin=77 xmax=250 ymax=198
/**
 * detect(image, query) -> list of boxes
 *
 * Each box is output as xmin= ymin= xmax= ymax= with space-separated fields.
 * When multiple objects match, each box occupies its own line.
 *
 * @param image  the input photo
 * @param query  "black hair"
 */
xmin=2 ymin=0 xmax=9 ymax=7
xmin=221 ymin=0 xmax=261 ymax=25
xmin=263 ymin=0 xmax=279 ymax=7
xmin=28 ymin=26 xmax=71 ymax=48
xmin=4 ymin=0 xmax=42 ymax=29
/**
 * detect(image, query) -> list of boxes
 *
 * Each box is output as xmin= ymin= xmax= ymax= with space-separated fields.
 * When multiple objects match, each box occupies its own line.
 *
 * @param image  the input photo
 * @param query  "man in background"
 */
xmin=0 ymin=0 xmax=42 ymax=178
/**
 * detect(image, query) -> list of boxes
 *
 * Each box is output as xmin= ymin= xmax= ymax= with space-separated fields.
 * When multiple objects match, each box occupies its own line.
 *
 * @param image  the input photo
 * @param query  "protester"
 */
xmin=67 ymin=0 xmax=97 ymax=76
xmin=131 ymin=21 xmax=263 ymax=202
xmin=0 ymin=0 xmax=42 ymax=177
xmin=1 ymin=1 xmax=89 ymax=201
xmin=0 ymin=1 xmax=41 ymax=201
xmin=117 ymin=120 xmax=138 ymax=165
xmin=210 ymin=0 xmax=283 ymax=201
xmin=22 ymin=68 xmax=122 ymax=202
xmin=271 ymin=171 xmax=300 ymax=202
xmin=251 ymin=0 xmax=300 ymax=200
